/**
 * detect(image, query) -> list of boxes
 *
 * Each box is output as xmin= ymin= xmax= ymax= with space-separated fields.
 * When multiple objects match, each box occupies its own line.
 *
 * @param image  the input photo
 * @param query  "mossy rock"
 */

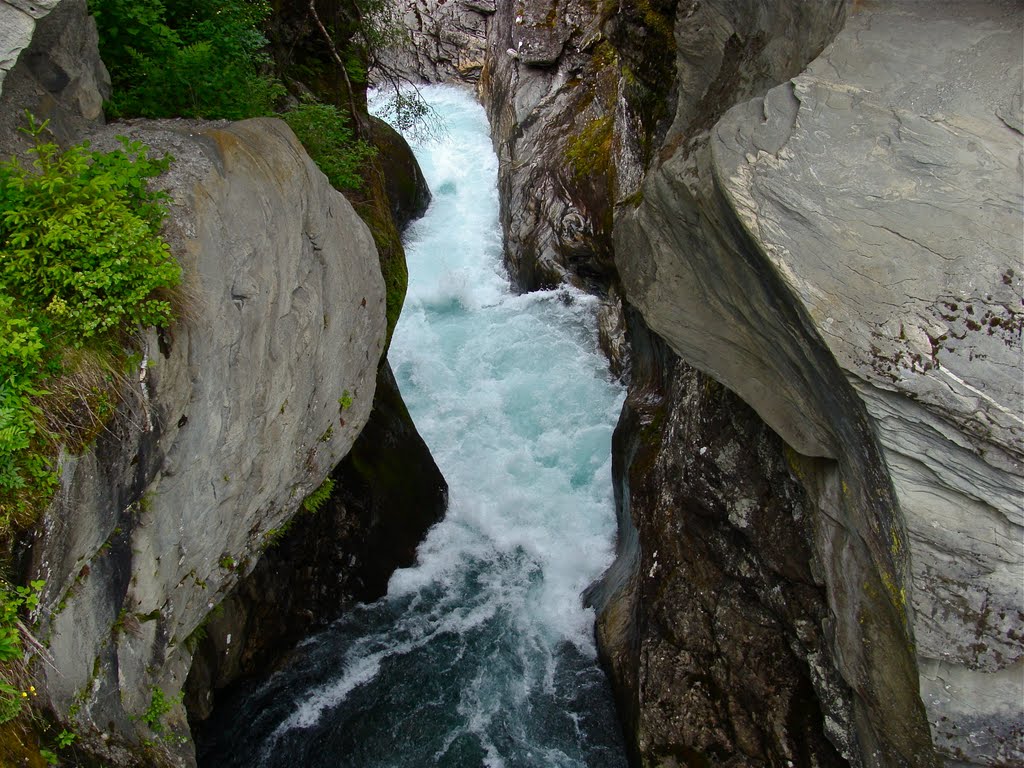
xmin=368 ymin=116 xmax=432 ymax=231
xmin=0 ymin=720 xmax=47 ymax=768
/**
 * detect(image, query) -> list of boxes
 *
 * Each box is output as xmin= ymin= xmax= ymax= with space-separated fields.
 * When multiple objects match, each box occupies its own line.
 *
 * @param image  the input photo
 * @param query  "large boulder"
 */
xmin=29 ymin=116 xmax=386 ymax=766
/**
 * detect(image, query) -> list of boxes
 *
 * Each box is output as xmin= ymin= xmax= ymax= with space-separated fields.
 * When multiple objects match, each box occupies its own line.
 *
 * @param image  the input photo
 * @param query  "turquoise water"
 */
xmin=199 ymin=85 xmax=627 ymax=768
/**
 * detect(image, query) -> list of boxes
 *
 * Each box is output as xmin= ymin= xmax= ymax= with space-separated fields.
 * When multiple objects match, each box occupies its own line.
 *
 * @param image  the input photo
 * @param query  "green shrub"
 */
xmin=0 ymin=579 xmax=43 ymax=725
xmin=138 ymin=685 xmax=181 ymax=736
xmin=90 ymin=0 xmax=284 ymax=119
xmin=0 ymin=117 xmax=178 ymax=530
xmin=284 ymin=99 xmax=377 ymax=192
xmin=1 ymin=131 xmax=178 ymax=341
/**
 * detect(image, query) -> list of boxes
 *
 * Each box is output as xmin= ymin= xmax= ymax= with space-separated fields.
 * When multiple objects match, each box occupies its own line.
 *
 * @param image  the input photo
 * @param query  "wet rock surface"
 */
xmin=594 ymin=311 xmax=855 ymax=767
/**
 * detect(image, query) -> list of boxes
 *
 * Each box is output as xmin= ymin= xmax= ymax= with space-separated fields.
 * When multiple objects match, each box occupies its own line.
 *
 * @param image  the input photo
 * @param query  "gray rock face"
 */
xmin=374 ymin=0 xmax=491 ymax=84
xmin=30 ymin=117 xmax=386 ymax=766
xmin=714 ymin=4 xmax=1024 ymax=763
xmin=616 ymin=0 xmax=1022 ymax=765
xmin=184 ymin=360 xmax=447 ymax=724
xmin=0 ymin=0 xmax=108 ymax=147
xmin=592 ymin=309 xmax=856 ymax=766
xmin=0 ymin=0 xmax=61 ymax=92
xmin=481 ymin=0 xmax=616 ymax=293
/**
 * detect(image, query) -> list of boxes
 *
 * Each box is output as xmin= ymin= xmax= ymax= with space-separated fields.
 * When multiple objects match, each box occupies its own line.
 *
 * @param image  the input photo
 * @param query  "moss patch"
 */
xmin=0 ymin=720 xmax=47 ymax=767
xmin=565 ymin=116 xmax=614 ymax=182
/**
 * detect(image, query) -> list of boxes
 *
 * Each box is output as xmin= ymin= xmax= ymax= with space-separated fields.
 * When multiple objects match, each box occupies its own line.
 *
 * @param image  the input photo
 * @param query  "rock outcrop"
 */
xmin=478 ymin=0 xmax=614 ymax=292
xmin=593 ymin=308 xmax=855 ymax=766
xmin=608 ymin=0 xmax=1022 ymax=765
xmin=0 ymin=0 xmax=108 ymax=144
xmin=25 ymin=115 xmax=386 ymax=766
xmin=185 ymin=361 xmax=447 ymax=725
xmin=374 ymin=0 xmax=492 ymax=85
xmin=710 ymin=4 xmax=1023 ymax=762
xmin=0 ymin=0 xmax=62 ymax=92
xmin=370 ymin=115 xmax=432 ymax=230
xmin=384 ymin=0 xmax=1022 ymax=764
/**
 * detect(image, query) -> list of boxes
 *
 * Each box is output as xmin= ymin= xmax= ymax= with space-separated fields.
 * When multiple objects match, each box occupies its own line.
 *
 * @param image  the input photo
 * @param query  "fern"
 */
xmin=302 ymin=478 xmax=335 ymax=514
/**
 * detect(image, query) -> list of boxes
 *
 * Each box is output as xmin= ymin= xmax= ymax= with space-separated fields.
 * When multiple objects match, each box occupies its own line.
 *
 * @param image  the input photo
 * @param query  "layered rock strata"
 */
xmin=613 ymin=2 xmax=1023 ymax=763
xmin=374 ymin=0 xmax=492 ymax=85
xmin=729 ymin=5 xmax=1023 ymax=761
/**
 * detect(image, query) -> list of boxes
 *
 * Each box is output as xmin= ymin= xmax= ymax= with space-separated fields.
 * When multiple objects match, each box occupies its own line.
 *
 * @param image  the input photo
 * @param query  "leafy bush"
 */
xmin=0 ymin=579 xmax=43 ymax=724
xmin=0 ymin=117 xmax=179 ymax=530
xmin=283 ymin=99 xmax=377 ymax=192
xmin=90 ymin=0 xmax=284 ymax=119
xmin=139 ymin=685 xmax=179 ymax=735
xmin=1 ymin=133 xmax=178 ymax=340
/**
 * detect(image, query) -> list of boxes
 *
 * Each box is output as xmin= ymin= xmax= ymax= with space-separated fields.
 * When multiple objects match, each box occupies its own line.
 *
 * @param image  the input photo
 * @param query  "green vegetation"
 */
xmin=0 ymin=116 xmax=179 ymax=532
xmin=283 ymin=100 xmax=377 ymax=192
xmin=89 ymin=0 xmax=284 ymax=119
xmin=301 ymin=477 xmax=335 ymax=514
xmin=0 ymin=580 xmax=43 ymax=725
xmin=338 ymin=390 xmax=353 ymax=410
xmin=137 ymin=685 xmax=182 ymax=739
xmin=565 ymin=115 xmax=614 ymax=181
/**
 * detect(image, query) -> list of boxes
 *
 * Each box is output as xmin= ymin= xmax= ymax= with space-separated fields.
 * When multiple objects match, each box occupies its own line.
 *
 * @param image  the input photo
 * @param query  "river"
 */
xmin=199 ymin=85 xmax=628 ymax=768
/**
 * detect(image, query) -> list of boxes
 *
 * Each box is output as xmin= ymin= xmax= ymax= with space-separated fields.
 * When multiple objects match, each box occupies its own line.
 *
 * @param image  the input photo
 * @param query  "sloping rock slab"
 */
xmin=712 ymin=2 xmax=1023 ymax=763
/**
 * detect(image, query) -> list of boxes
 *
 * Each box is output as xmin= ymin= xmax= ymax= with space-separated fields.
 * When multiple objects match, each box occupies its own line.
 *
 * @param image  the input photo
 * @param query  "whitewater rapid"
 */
xmin=200 ymin=85 xmax=627 ymax=768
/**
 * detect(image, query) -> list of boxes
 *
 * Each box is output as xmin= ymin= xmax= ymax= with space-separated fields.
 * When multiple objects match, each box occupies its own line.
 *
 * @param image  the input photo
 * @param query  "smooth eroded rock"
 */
xmin=712 ymin=3 xmax=1023 ymax=762
xmin=32 ymin=117 xmax=386 ymax=766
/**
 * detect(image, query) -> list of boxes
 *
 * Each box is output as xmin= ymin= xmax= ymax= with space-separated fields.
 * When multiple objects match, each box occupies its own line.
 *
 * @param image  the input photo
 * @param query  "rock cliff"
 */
xmin=613 ymin=2 xmax=1022 ymax=764
xmin=611 ymin=1 xmax=1022 ymax=763
xmin=27 ymin=115 xmax=385 ymax=766
xmin=0 ymin=2 xmax=445 ymax=764
xmin=736 ymin=6 xmax=1023 ymax=762
xmin=382 ymin=0 xmax=1023 ymax=764
xmin=374 ymin=0 xmax=492 ymax=84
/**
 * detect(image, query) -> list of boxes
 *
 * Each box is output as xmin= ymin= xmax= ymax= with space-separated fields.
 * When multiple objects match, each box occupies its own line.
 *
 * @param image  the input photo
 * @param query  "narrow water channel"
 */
xmin=200 ymin=85 xmax=628 ymax=768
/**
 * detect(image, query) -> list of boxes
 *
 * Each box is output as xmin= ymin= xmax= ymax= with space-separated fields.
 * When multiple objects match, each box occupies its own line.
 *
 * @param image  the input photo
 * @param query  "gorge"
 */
xmin=0 ymin=1 xmax=1020 ymax=767
xmin=198 ymin=85 xmax=627 ymax=768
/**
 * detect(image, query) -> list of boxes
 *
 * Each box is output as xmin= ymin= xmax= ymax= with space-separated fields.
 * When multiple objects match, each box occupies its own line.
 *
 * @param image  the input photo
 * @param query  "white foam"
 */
xmin=264 ymin=85 xmax=625 ymax=756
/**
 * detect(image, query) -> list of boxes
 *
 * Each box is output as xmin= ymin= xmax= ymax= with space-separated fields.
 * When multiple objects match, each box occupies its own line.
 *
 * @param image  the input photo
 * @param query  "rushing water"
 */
xmin=199 ymin=86 xmax=628 ymax=768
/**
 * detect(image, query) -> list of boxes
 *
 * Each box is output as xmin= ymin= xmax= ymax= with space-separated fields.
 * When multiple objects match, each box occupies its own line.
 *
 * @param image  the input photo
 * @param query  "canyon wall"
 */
xmin=381 ymin=0 xmax=1023 ymax=764
xmin=0 ymin=2 xmax=444 ymax=764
